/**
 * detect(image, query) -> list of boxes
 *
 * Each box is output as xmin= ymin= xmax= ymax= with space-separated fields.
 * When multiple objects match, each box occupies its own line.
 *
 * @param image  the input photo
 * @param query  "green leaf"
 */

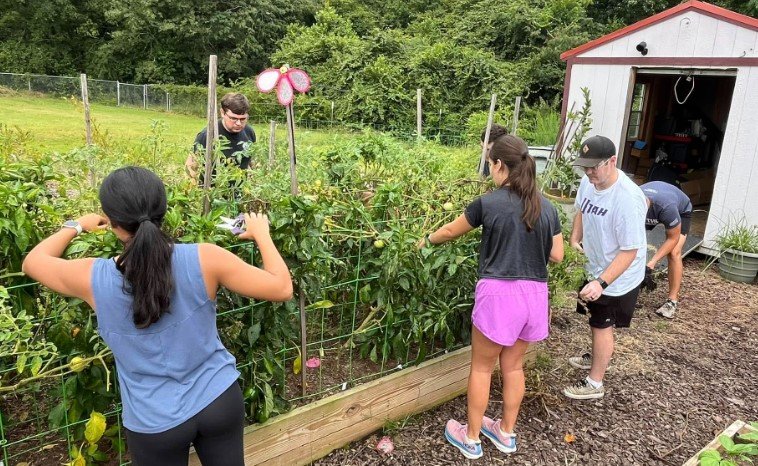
xmin=398 ymin=277 xmax=410 ymax=291
xmin=305 ymin=300 xmax=334 ymax=310
xmin=698 ymin=450 xmax=721 ymax=466
xmin=719 ymin=434 xmax=736 ymax=452
xmin=293 ymin=355 xmax=302 ymax=375
xmin=30 ymin=356 xmax=43 ymax=376
xmin=84 ymin=411 xmax=107 ymax=445
xmin=48 ymin=403 xmax=67 ymax=428
xmin=247 ymin=323 xmax=261 ymax=345
xmin=16 ymin=353 xmax=27 ymax=375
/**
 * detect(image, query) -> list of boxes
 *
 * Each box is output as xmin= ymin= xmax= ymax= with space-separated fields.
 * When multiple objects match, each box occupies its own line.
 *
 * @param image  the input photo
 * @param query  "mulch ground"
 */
xmin=315 ymin=257 xmax=758 ymax=465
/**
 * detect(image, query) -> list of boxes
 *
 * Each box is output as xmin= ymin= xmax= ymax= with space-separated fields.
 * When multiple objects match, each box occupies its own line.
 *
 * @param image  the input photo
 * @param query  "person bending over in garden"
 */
xmin=479 ymin=123 xmax=509 ymax=177
xmin=639 ymin=181 xmax=693 ymax=319
xmin=22 ymin=167 xmax=292 ymax=466
xmin=419 ymin=134 xmax=563 ymax=459
xmin=565 ymin=135 xmax=646 ymax=400
xmin=185 ymin=92 xmax=257 ymax=183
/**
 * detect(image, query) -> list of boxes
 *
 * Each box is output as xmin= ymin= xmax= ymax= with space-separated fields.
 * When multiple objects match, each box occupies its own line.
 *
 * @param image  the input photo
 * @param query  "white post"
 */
xmin=512 ymin=96 xmax=522 ymax=135
xmin=27 ymin=76 xmax=31 ymax=92
xmin=331 ymin=101 xmax=335 ymax=126
xmin=143 ymin=84 xmax=147 ymax=109
xmin=166 ymin=92 xmax=169 ymax=112
xmin=479 ymin=93 xmax=497 ymax=177
xmin=116 ymin=81 xmax=120 ymax=106
xmin=416 ymin=89 xmax=422 ymax=141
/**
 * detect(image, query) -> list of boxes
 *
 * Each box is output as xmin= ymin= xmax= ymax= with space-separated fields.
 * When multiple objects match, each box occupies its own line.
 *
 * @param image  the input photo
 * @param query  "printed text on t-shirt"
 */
xmin=579 ymin=198 xmax=608 ymax=216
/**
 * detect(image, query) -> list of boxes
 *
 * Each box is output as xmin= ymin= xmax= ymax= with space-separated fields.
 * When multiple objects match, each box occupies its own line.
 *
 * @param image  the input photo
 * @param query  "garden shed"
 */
xmin=560 ymin=0 xmax=758 ymax=254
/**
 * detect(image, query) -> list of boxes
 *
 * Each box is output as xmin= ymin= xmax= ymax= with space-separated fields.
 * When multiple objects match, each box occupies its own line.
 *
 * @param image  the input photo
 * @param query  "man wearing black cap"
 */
xmin=563 ymin=135 xmax=647 ymax=400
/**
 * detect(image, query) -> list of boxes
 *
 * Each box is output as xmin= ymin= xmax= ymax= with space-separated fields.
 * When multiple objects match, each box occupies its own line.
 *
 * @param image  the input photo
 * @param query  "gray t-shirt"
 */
xmin=641 ymin=181 xmax=692 ymax=230
xmin=464 ymin=188 xmax=561 ymax=282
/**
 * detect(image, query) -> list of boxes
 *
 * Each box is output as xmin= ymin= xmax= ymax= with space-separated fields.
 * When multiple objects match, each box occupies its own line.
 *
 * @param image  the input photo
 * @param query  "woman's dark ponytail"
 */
xmin=489 ymin=135 xmax=542 ymax=231
xmin=99 ymin=167 xmax=173 ymax=328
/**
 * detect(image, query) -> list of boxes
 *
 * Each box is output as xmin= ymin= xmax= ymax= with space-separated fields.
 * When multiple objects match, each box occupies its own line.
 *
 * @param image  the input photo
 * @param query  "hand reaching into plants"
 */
xmin=75 ymin=214 xmax=109 ymax=233
xmin=239 ymin=213 xmax=270 ymax=242
xmin=570 ymin=241 xmax=584 ymax=253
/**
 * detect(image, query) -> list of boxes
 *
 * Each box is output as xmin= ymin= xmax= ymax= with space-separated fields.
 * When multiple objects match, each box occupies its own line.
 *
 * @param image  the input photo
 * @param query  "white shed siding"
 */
xmin=579 ymin=11 xmax=757 ymax=58
xmin=703 ymin=66 xmax=758 ymax=250
xmin=565 ymin=64 xmax=633 ymax=154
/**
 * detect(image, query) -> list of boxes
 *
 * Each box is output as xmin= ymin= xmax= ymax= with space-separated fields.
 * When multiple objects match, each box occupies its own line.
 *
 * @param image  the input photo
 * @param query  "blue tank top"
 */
xmin=92 ymin=243 xmax=240 ymax=433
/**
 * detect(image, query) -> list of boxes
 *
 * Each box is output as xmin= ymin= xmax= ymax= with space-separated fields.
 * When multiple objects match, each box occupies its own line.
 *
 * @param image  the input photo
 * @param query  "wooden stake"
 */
xmin=286 ymin=104 xmax=299 ymax=195
xmin=202 ymin=55 xmax=218 ymax=216
xmin=478 ymin=93 xmax=497 ymax=177
xmin=416 ymin=89 xmax=422 ymax=141
xmin=268 ymin=120 xmax=276 ymax=168
xmin=80 ymin=74 xmax=93 ymax=147
xmin=299 ymin=282 xmax=307 ymax=397
xmin=512 ymin=96 xmax=522 ymax=135
xmin=80 ymin=73 xmax=95 ymax=189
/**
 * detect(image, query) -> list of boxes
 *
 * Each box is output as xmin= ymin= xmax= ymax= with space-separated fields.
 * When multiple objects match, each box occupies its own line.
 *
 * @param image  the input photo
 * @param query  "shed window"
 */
xmin=627 ymin=83 xmax=647 ymax=140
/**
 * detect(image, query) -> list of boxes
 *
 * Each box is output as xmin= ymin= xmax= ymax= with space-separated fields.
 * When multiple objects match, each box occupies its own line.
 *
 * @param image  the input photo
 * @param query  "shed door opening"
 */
xmin=620 ymin=69 xmax=736 ymax=240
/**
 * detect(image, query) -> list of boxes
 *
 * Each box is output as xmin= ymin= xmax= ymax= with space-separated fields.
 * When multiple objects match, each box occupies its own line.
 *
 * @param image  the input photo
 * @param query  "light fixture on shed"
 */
xmin=636 ymin=41 xmax=649 ymax=56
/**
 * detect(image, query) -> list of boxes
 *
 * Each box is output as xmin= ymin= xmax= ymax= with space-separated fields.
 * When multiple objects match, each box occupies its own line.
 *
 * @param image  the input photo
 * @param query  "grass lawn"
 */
xmin=0 ymin=92 xmax=477 ymax=170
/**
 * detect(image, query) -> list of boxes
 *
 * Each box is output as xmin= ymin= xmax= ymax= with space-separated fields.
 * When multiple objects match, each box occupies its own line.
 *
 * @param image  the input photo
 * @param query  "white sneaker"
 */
xmin=655 ymin=300 xmax=677 ymax=319
xmin=568 ymin=352 xmax=592 ymax=370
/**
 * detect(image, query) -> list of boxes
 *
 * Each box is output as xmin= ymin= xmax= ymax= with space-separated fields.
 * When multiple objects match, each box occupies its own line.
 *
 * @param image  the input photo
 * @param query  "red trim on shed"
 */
xmin=560 ymin=1 xmax=758 ymax=61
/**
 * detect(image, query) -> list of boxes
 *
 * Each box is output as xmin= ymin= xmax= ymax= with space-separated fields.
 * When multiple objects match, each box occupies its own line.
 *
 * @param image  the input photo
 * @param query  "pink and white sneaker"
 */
xmin=444 ymin=419 xmax=483 ymax=459
xmin=481 ymin=416 xmax=517 ymax=453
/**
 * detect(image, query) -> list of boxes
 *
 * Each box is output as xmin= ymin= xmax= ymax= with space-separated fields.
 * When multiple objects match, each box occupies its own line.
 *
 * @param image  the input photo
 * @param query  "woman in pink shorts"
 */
xmin=419 ymin=134 xmax=564 ymax=459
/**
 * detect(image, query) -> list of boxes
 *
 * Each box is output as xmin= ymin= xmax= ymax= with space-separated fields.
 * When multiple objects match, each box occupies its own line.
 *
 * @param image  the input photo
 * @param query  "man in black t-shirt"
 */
xmin=185 ymin=93 xmax=257 ymax=182
xmin=640 ymin=181 xmax=693 ymax=319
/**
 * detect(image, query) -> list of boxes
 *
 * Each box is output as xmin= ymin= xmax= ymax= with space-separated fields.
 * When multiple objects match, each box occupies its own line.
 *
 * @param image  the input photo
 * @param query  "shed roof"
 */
xmin=560 ymin=0 xmax=758 ymax=60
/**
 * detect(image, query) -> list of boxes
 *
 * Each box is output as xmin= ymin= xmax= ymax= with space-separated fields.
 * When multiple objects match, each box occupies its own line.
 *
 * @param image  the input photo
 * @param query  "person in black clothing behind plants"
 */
xmin=479 ymin=124 xmax=509 ymax=177
xmin=185 ymin=93 xmax=257 ymax=182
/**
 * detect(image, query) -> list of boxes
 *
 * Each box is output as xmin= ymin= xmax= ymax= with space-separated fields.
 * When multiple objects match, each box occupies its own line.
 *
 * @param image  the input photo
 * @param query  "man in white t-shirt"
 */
xmin=563 ymin=135 xmax=647 ymax=400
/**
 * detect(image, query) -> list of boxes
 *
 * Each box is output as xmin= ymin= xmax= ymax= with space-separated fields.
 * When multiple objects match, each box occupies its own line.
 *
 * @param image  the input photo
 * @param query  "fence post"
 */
xmin=268 ymin=120 xmax=276 ymax=168
xmin=80 ymin=74 xmax=95 ymax=189
xmin=512 ymin=96 xmax=522 ymax=135
xmin=27 ymin=75 xmax=31 ymax=92
xmin=143 ymin=84 xmax=147 ymax=109
xmin=330 ymin=101 xmax=335 ymax=127
xmin=416 ymin=89 xmax=423 ymax=141
xmin=478 ymin=93 xmax=497 ymax=178
xmin=202 ymin=55 xmax=218 ymax=216
xmin=166 ymin=92 xmax=169 ymax=112
xmin=116 ymin=81 xmax=120 ymax=106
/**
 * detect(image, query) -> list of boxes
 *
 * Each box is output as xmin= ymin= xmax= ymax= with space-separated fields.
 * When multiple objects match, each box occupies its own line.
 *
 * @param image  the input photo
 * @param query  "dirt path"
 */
xmin=316 ymin=258 xmax=757 ymax=465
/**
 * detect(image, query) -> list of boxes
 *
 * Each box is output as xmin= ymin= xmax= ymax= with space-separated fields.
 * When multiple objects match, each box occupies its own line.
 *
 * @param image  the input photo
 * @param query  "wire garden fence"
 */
xmin=0 ymin=72 xmax=477 ymax=147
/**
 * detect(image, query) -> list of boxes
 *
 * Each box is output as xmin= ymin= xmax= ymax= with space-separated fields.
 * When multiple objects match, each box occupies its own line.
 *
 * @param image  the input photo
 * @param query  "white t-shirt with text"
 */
xmin=574 ymin=170 xmax=647 ymax=296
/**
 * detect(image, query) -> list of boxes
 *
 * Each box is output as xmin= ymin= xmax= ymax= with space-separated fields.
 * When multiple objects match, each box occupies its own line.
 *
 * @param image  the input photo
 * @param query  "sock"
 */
xmin=586 ymin=376 xmax=603 ymax=389
xmin=499 ymin=428 xmax=514 ymax=437
xmin=466 ymin=435 xmax=480 ymax=444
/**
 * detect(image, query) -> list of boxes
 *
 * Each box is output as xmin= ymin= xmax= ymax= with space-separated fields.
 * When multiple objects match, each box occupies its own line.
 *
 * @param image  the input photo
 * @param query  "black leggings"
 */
xmin=125 ymin=382 xmax=244 ymax=466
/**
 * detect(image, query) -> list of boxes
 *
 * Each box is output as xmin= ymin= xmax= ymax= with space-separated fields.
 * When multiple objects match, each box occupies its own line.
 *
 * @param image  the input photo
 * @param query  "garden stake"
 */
xmin=478 ymin=93 xmax=497 ymax=179
xmin=256 ymin=64 xmax=312 ymax=395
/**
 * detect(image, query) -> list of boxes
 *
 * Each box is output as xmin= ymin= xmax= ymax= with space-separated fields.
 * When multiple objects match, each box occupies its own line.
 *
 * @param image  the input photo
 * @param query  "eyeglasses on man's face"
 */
xmin=223 ymin=111 xmax=248 ymax=124
xmin=582 ymin=158 xmax=612 ymax=173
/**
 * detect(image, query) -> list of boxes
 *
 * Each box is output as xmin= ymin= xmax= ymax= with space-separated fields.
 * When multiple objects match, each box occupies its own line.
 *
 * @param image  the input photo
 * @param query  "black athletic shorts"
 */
xmin=679 ymin=211 xmax=692 ymax=236
xmin=576 ymin=281 xmax=641 ymax=329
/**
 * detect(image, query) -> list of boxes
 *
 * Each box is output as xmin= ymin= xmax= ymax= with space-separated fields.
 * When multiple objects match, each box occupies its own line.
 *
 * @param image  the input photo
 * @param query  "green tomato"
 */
xmin=443 ymin=202 xmax=454 ymax=211
xmin=374 ymin=240 xmax=385 ymax=249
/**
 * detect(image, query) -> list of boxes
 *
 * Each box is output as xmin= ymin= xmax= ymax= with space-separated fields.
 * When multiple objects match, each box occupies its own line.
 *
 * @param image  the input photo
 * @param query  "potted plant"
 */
xmin=714 ymin=220 xmax=758 ymax=283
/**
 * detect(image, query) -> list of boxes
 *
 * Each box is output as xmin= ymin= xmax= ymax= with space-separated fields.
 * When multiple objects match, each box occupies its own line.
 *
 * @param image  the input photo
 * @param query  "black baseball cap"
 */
xmin=572 ymin=135 xmax=616 ymax=168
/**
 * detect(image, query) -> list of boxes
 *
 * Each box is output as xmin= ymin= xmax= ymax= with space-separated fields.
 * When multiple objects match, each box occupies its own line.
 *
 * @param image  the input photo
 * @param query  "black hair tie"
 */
xmin=138 ymin=215 xmax=151 ymax=224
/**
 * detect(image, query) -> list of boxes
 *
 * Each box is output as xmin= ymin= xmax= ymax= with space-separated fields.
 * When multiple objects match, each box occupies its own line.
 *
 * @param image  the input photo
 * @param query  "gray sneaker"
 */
xmin=568 ymin=352 xmax=592 ymax=370
xmin=655 ymin=300 xmax=677 ymax=319
xmin=563 ymin=379 xmax=605 ymax=400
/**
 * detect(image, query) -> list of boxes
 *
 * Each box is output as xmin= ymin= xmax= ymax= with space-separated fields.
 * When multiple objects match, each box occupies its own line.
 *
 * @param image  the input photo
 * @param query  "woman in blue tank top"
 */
xmin=23 ymin=167 xmax=293 ymax=466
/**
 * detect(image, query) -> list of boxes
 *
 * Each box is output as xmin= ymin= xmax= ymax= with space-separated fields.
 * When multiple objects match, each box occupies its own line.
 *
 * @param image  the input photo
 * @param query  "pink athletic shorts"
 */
xmin=472 ymin=278 xmax=549 ymax=346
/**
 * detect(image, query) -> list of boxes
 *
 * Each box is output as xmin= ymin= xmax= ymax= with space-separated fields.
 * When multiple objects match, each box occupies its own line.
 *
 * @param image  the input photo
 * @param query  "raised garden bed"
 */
xmin=683 ymin=420 xmax=758 ymax=466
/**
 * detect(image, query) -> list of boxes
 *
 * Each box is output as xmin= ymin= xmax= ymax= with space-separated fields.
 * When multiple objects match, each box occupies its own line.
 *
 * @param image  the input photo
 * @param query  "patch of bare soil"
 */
xmin=315 ymin=258 xmax=758 ymax=465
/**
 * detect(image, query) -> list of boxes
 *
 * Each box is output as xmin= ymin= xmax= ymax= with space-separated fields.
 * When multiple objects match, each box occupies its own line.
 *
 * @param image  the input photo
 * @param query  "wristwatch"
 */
xmin=596 ymin=277 xmax=609 ymax=289
xmin=62 ymin=220 xmax=82 ymax=236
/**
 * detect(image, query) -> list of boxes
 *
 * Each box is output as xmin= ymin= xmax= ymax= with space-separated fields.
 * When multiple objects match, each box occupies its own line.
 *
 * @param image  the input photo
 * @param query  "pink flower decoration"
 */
xmin=305 ymin=357 xmax=321 ymax=368
xmin=256 ymin=65 xmax=311 ymax=106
